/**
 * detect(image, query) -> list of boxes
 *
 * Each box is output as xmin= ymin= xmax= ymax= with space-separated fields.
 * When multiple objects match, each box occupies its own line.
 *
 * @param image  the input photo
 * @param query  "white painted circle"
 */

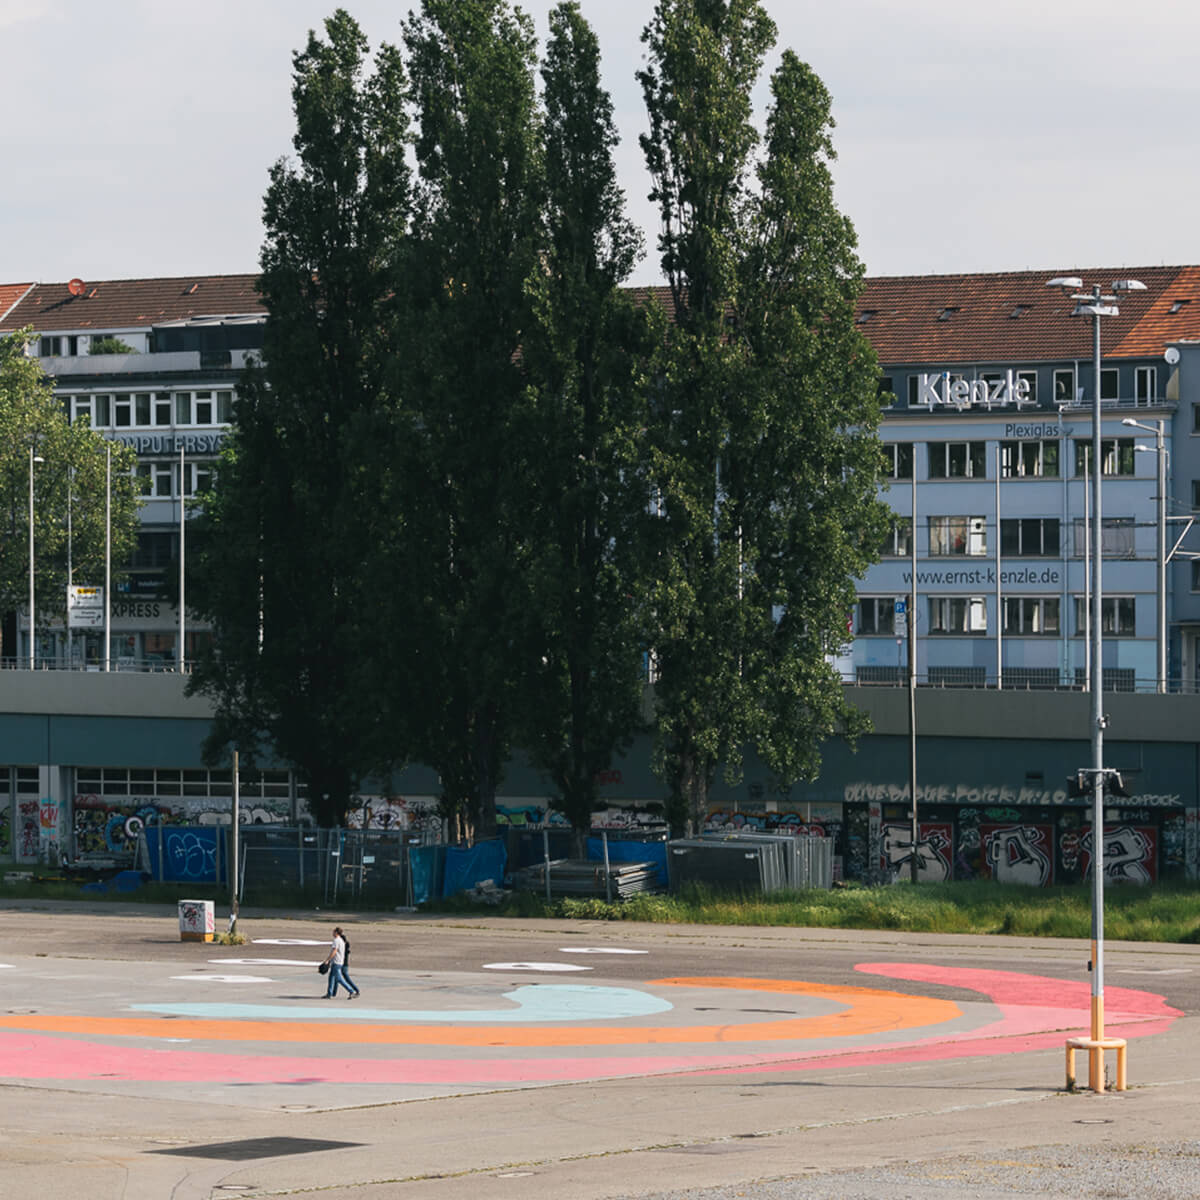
xmin=482 ymin=961 xmax=591 ymax=972
xmin=558 ymin=947 xmax=648 ymax=955
xmin=252 ymin=938 xmax=327 ymax=946
xmin=211 ymin=958 xmax=317 ymax=967
xmin=171 ymin=974 xmax=273 ymax=983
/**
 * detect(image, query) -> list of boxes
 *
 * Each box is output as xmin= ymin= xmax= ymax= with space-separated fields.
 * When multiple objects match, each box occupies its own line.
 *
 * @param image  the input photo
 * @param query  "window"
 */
xmin=1100 ymin=368 xmax=1119 ymax=401
xmin=1001 ymin=439 xmax=1059 ymax=478
xmin=1054 ymin=368 xmax=1078 ymax=405
xmin=929 ymin=596 xmax=988 ymax=634
xmin=132 ymin=531 xmax=175 ymax=569
xmin=136 ymin=461 xmax=215 ymax=498
xmin=1074 ymin=595 xmax=1135 ymax=636
xmin=855 ymin=597 xmax=899 ymax=636
xmin=1001 ymin=518 xmax=1060 ymax=557
xmin=884 ymin=443 xmax=912 ymax=480
xmin=1134 ymin=366 xmax=1157 ymax=405
xmin=1193 ymin=404 xmax=1200 ymax=435
xmin=928 ymin=441 xmax=987 ymax=479
xmin=1003 ymin=597 xmax=1060 ymax=634
xmin=1192 ymin=560 xmax=1200 ymax=593
xmin=113 ymin=394 xmax=133 ymax=427
xmin=136 ymin=463 xmax=173 ymax=498
xmin=1074 ymin=438 xmax=1135 ymax=477
xmin=909 ymin=373 xmax=965 ymax=408
xmin=175 ymin=390 xmax=234 ymax=425
xmin=928 ymin=515 xmax=987 ymax=556
xmin=1191 ymin=481 xmax=1200 ymax=512
xmin=878 ymin=377 xmax=896 ymax=407
xmin=39 ymin=336 xmax=62 ymax=357
xmin=186 ymin=461 xmax=214 ymax=496
xmin=1017 ymin=370 xmax=1037 ymax=405
xmin=857 ymin=665 xmax=904 ymax=684
xmin=68 ymin=394 xmax=111 ymax=427
xmin=881 ymin=517 xmax=912 ymax=557
xmin=1072 ymin=516 xmax=1134 ymax=558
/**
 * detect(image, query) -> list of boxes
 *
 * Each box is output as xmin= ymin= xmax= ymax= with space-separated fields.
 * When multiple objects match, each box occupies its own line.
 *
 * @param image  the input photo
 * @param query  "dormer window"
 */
xmin=937 ymin=306 xmax=959 ymax=322
xmin=856 ymin=309 xmax=877 ymax=325
xmin=1170 ymin=299 xmax=1190 ymax=314
xmin=1010 ymin=304 xmax=1032 ymax=319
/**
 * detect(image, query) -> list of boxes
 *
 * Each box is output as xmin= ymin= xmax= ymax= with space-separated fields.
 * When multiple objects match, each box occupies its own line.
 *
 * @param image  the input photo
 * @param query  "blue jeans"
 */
xmin=326 ymin=962 xmax=355 ymax=997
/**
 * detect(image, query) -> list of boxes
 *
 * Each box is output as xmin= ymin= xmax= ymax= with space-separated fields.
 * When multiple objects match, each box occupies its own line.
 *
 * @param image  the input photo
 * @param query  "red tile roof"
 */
xmin=0 ymin=283 xmax=35 ymax=323
xmin=0 ymin=275 xmax=264 ymax=334
xmin=5 ymin=268 xmax=1198 ymax=367
xmin=857 ymin=266 xmax=1200 ymax=365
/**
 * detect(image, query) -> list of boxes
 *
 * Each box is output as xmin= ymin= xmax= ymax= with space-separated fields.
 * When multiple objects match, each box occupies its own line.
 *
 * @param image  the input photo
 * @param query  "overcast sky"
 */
xmin=4 ymin=0 xmax=1198 ymax=286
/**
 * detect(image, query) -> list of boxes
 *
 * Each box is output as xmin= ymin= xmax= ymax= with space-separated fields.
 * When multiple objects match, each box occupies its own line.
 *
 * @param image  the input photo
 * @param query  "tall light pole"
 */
xmin=908 ymin=469 xmax=918 ymax=883
xmin=178 ymin=444 xmax=186 ymax=673
xmin=1047 ymin=275 xmax=1145 ymax=1090
xmin=27 ymin=445 xmax=44 ymax=670
xmin=1122 ymin=417 xmax=1167 ymax=693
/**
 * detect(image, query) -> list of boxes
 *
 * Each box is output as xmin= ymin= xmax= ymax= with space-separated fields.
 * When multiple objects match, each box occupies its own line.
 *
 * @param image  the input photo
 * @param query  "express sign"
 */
xmin=915 ymin=370 xmax=1032 ymax=409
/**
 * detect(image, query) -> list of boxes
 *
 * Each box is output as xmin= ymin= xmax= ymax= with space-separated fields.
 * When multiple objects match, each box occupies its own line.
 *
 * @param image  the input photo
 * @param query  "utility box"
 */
xmin=178 ymin=899 xmax=215 ymax=942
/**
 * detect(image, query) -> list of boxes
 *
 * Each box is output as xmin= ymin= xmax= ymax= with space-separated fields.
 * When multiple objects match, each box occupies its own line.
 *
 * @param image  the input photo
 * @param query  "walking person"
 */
xmin=340 ymin=929 xmax=361 ymax=999
xmin=322 ymin=926 xmax=358 ymax=999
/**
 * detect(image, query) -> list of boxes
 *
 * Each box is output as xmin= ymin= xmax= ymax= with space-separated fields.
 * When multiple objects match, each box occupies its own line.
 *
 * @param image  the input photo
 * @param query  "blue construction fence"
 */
xmin=118 ymin=824 xmax=666 ymax=903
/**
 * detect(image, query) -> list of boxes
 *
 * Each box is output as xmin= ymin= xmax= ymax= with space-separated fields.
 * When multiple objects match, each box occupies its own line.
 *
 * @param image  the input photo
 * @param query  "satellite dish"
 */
xmin=1165 ymin=346 xmax=1181 ymax=365
xmin=67 ymin=278 xmax=85 ymax=296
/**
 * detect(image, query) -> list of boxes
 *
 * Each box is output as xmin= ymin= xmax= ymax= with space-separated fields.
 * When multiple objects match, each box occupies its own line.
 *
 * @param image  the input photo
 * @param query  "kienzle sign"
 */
xmin=915 ymin=370 xmax=1031 ymax=408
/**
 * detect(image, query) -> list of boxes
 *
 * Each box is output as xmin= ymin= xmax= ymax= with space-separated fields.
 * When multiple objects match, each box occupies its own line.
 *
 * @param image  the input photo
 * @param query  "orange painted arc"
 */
xmin=0 ymin=977 xmax=960 ymax=1047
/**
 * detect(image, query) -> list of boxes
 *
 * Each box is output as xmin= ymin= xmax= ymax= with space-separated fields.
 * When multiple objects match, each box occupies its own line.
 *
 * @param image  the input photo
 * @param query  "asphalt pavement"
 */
xmin=0 ymin=898 xmax=1197 ymax=1200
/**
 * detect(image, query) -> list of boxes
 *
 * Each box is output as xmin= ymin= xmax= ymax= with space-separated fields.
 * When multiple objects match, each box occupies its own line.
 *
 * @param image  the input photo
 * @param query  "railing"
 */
xmin=843 ymin=667 xmax=1196 ymax=694
xmin=2 ymin=657 xmax=195 ymax=673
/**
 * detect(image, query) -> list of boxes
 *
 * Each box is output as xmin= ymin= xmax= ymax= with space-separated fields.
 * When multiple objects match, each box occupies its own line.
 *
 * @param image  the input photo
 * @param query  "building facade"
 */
xmin=839 ymin=267 xmax=1200 ymax=694
xmin=2 ymin=268 xmax=1200 ymax=886
xmin=0 ymin=274 xmax=265 ymax=669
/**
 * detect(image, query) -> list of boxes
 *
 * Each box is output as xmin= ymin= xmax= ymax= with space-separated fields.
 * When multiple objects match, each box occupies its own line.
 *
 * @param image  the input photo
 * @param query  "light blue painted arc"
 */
xmin=132 ymin=984 xmax=674 ymax=1023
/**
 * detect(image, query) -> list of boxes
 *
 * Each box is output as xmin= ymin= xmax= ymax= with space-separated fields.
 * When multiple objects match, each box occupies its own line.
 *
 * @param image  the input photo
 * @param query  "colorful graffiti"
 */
xmin=1080 ymin=824 xmax=1158 ymax=885
xmin=879 ymin=821 xmax=952 ymax=882
xmin=18 ymin=800 xmax=39 ymax=859
xmin=981 ymin=823 xmax=1053 ymax=887
xmin=71 ymin=793 xmax=294 ymax=858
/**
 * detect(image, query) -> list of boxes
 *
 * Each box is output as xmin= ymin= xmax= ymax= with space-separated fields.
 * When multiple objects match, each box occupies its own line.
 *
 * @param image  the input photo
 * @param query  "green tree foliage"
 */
xmin=638 ymin=0 xmax=889 ymax=833
xmin=88 ymin=337 xmax=136 ymax=355
xmin=0 ymin=329 xmax=139 ymax=652
xmin=187 ymin=10 xmax=411 ymax=827
xmin=394 ymin=0 xmax=543 ymax=841
xmin=514 ymin=2 xmax=658 ymax=848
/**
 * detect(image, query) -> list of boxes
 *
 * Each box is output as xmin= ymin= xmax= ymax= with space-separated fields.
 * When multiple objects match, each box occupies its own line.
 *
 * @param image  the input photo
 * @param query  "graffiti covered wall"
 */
xmin=72 ymin=793 xmax=293 ymax=857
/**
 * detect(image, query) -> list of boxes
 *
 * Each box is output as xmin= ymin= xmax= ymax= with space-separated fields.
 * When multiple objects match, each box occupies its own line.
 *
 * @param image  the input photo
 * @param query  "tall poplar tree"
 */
xmin=514 ymin=2 xmax=657 ymax=847
xmin=188 ymin=10 xmax=411 ymax=826
xmin=638 ymin=0 xmax=889 ymax=833
xmin=396 ymin=0 xmax=542 ymax=841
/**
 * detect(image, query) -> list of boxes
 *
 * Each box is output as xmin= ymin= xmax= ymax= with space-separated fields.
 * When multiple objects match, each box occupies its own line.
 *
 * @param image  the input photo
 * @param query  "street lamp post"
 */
xmin=1122 ymin=417 xmax=1167 ymax=693
xmin=27 ymin=445 xmax=44 ymax=670
xmin=1047 ymin=275 xmax=1145 ymax=1091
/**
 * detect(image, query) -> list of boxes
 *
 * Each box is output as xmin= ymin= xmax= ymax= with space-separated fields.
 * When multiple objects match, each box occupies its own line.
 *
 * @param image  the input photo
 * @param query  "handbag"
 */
xmin=318 ymin=961 xmax=329 ymax=975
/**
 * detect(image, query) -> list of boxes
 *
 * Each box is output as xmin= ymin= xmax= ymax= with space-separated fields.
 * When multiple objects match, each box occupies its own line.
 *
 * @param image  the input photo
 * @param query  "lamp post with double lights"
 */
xmin=1046 ymin=274 xmax=1145 ymax=1091
xmin=1121 ymin=417 xmax=1167 ymax=693
xmin=27 ymin=445 xmax=44 ymax=669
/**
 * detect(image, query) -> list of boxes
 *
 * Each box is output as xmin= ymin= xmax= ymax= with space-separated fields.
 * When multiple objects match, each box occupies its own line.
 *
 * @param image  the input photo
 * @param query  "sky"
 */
xmin=4 ymin=0 xmax=1199 ymax=287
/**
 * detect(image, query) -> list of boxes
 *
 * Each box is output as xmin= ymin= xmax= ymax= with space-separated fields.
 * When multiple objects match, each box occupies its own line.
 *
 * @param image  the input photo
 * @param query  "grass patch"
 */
xmin=4 ymin=866 xmax=1199 ymax=943
xmin=423 ymin=879 xmax=1200 ymax=943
